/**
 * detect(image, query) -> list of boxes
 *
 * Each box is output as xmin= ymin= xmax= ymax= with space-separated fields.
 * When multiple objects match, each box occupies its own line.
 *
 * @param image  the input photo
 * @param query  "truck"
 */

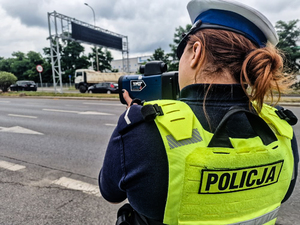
xmin=74 ymin=69 xmax=130 ymax=93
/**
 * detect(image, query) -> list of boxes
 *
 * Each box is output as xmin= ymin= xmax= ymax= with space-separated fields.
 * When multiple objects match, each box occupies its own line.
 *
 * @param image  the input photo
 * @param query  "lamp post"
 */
xmin=84 ymin=3 xmax=99 ymax=71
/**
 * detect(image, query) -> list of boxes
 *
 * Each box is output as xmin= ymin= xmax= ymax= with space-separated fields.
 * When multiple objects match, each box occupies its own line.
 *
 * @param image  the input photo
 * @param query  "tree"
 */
xmin=9 ymin=51 xmax=30 ymax=80
xmin=43 ymin=41 xmax=115 ymax=83
xmin=275 ymin=20 xmax=300 ymax=73
xmin=60 ymin=40 xmax=89 ymax=82
xmin=23 ymin=51 xmax=46 ymax=82
xmin=149 ymin=24 xmax=192 ymax=71
xmin=43 ymin=40 xmax=90 ymax=83
xmin=168 ymin=24 xmax=192 ymax=71
xmin=0 ymin=71 xmax=17 ymax=92
xmin=88 ymin=47 xmax=114 ymax=72
xmin=0 ymin=51 xmax=51 ymax=84
xmin=0 ymin=57 xmax=14 ymax=73
xmin=148 ymin=47 xmax=170 ymax=63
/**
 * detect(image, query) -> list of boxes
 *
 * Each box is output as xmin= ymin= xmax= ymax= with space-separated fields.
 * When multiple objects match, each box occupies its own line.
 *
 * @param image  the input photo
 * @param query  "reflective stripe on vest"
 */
xmin=229 ymin=207 xmax=279 ymax=225
xmin=144 ymin=100 xmax=294 ymax=225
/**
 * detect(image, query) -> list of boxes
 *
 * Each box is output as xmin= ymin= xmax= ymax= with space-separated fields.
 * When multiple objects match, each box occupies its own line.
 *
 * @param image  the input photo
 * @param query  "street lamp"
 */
xmin=84 ymin=3 xmax=99 ymax=71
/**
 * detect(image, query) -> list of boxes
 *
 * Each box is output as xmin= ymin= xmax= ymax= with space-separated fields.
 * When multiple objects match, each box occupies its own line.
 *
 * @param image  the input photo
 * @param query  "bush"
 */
xmin=0 ymin=71 xmax=17 ymax=92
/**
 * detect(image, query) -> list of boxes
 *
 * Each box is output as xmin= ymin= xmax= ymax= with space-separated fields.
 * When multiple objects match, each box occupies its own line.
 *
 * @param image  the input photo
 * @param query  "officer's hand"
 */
xmin=122 ymin=89 xmax=133 ymax=108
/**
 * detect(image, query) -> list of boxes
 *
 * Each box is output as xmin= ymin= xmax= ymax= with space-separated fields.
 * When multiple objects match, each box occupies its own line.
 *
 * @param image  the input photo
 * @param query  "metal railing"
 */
xmin=36 ymin=83 xmax=75 ymax=88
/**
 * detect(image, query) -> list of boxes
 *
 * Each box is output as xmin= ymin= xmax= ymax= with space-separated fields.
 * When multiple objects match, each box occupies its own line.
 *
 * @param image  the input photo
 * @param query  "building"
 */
xmin=111 ymin=56 xmax=151 ymax=73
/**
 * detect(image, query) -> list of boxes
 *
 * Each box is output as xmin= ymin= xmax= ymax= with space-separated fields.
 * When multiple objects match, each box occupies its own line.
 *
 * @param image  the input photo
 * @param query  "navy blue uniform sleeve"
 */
xmin=99 ymin=126 xmax=127 ymax=202
xmin=99 ymin=105 xmax=148 ymax=203
xmin=99 ymin=105 xmax=168 ymax=221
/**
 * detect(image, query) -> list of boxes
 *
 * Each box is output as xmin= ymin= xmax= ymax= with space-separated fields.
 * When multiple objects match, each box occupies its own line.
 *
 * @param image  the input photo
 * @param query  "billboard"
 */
xmin=71 ymin=22 xmax=123 ymax=51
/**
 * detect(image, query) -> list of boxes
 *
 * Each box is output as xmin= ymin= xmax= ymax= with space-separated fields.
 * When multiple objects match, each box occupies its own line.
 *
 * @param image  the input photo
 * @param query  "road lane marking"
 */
xmin=83 ymin=102 xmax=124 ymax=107
xmin=52 ymin=177 xmax=101 ymax=197
xmin=0 ymin=126 xmax=44 ymax=135
xmin=43 ymin=109 xmax=79 ymax=113
xmin=0 ymin=101 xmax=10 ymax=103
xmin=79 ymin=111 xmax=113 ymax=115
xmin=8 ymin=114 xmax=37 ymax=119
xmin=0 ymin=160 xmax=26 ymax=171
xmin=43 ymin=109 xmax=113 ymax=115
xmin=105 ymin=124 xmax=117 ymax=127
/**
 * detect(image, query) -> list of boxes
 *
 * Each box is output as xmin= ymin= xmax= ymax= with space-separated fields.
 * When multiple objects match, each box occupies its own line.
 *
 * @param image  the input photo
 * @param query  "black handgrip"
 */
xmin=208 ymin=107 xmax=277 ymax=148
xmin=116 ymin=203 xmax=133 ymax=225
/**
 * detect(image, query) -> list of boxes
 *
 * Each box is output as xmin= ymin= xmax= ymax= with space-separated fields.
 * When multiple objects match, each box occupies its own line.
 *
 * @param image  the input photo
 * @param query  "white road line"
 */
xmin=43 ymin=109 xmax=79 ymax=114
xmin=83 ymin=102 xmax=124 ymax=107
xmin=0 ymin=160 xmax=26 ymax=171
xmin=43 ymin=109 xmax=113 ymax=115
xmin=52 ymin=177 xmax=101 ymax=197
xmin=105 ymin=124 xmax=117 ymax=127
xmin=0 ymin=101 xmax=10 ymax=103
xmin=8 ymin=114 xmax=37 ymax=119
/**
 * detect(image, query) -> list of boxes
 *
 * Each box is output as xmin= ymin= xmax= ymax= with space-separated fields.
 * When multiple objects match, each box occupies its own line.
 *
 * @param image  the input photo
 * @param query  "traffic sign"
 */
xmin=36 ymin=65 xmax=43 ymax=73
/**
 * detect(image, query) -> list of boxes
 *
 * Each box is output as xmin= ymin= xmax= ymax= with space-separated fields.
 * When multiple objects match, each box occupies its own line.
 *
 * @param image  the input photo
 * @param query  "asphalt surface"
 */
xmin=0 ymin=96 xmax=299 ymax=224
xmin=0 ymin=98 xmax=125 ymax=224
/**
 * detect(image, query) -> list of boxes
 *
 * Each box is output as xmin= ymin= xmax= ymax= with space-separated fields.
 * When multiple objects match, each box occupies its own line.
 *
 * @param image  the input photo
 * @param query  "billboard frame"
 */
xmin=47 ymin=11 xmax=129 ymax=93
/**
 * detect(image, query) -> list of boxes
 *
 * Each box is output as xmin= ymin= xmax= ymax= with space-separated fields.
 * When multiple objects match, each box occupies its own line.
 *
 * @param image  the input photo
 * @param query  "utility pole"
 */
xmin=84 ymin=3 xmax=99 ymax=71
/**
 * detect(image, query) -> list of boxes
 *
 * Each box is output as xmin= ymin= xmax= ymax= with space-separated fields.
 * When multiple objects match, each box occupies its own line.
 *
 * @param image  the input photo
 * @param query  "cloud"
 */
xmin=0 ymin=0 xmax=48 ymax=27
xmin=239 ymin=0 xmax=300 ymax=24
xmin=0 ymin=0 xmax=298 ymax=59
xmin=0 ymin=6 xmax=48 ymax=58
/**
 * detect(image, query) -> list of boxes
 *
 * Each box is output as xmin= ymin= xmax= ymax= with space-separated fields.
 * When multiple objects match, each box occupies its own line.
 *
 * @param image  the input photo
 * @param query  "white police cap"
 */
xmin=177 ymin=0 xmax=278 ymax=58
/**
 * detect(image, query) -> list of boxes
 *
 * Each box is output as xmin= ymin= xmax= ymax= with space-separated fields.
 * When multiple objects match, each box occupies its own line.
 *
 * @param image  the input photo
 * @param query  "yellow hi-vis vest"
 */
xmin=143 ymin=100 xmax=294 ymax=225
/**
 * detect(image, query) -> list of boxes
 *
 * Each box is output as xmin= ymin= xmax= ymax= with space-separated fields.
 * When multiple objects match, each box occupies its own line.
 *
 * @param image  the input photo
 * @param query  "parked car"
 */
xmin=87 ymin=82 xmax=118 ymax=94
xmin=10 ymin=80 xmax=37 ymax=91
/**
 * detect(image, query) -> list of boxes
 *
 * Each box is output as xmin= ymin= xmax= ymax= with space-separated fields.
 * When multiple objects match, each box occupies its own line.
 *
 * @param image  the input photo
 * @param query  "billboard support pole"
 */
xmin=122 ymin=36 xmax=129 ymax=72
xmin=47 ymin=11 xmax=63 ymax=93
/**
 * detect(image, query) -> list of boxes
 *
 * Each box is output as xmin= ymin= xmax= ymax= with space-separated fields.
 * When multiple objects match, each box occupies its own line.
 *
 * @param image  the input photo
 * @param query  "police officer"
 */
xmin=99 ymin=0 xmax=299 ymax=224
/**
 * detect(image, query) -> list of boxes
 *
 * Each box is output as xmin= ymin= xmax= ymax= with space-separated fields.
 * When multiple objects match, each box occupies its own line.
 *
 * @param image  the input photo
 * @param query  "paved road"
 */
xmin=0 ymin=98 xmax=125 ymax=224
xmin=0 ymin=97 xmax=299 ymax=224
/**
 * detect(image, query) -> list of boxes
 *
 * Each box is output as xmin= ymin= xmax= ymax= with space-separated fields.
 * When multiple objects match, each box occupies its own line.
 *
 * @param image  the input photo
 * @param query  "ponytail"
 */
xmin=241 ymin=44 xmax=288 ymax=112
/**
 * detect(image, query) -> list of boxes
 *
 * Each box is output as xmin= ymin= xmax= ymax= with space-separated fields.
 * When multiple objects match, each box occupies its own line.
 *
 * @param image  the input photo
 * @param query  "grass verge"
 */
xmin=1 ymin=91 xmax=300 ymax=104
xmin=0 ymin=91 xmax=119 ymax=99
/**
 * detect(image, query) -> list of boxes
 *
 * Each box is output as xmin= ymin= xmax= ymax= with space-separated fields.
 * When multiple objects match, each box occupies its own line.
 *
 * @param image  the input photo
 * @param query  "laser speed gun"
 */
xmin=118 ymin=61 xmax=179 ymax=104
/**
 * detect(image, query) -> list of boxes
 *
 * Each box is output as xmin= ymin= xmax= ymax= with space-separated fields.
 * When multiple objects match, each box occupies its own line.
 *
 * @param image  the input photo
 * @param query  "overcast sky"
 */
xmin=0 ymin=0 xmax=299 ymax=60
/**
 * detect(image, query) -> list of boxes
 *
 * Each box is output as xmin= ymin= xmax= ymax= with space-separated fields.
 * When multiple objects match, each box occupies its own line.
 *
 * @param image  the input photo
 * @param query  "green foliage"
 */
xmin=148 ymin=24 xmax=192 ymax=71
xmin=148 ymin=20 xmax=300 ymax=74
xmin=0 ymin=71 xmax=17 ymax=92
xmin=168 ymin=24 xmax=192 ymax=71
xmin=275 ymin=20 xmax=300 ymax=73
xmin=148 ymin=47 xmax=170 ymax=63
xmin=60 ymin=40 xmax=89 ymax=82
xmin=0 ymin=51 xmax=49 ymax=83
xmin=0 ymin=38 xmax=113 ymax=84
xmin=43 ymin=41 xmax=114 ymax=82
xmin=88 ymin=47 xmax=114 ymax=72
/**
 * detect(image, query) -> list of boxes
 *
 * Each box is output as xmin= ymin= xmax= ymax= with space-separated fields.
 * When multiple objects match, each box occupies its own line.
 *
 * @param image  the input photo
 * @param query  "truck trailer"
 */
xmin=74 ymin=69 xmax=129 ymax=93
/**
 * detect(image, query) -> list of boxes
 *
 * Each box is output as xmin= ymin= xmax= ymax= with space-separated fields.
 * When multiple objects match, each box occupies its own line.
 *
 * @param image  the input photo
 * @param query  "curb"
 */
xmin=0 ymin=95 xmax=120 ymax=101
xmin=2 ymin=95 xmax=300 ymax=106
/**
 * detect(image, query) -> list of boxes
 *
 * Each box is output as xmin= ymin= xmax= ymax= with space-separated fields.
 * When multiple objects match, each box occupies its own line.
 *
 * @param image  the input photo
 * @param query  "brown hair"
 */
xmin=187 ymin=29 xmax=290 ymax=112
